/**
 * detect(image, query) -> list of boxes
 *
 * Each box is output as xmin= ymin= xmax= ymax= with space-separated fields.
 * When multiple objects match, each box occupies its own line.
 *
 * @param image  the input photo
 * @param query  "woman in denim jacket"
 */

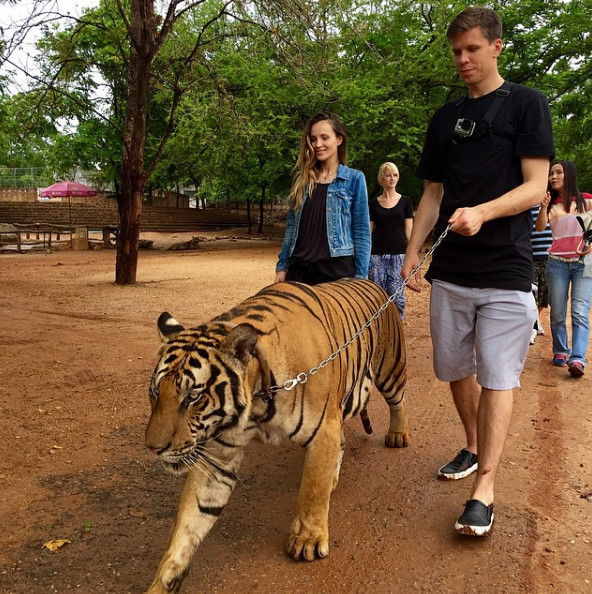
xmin=274 ymin=112 xmax=371 ymax=285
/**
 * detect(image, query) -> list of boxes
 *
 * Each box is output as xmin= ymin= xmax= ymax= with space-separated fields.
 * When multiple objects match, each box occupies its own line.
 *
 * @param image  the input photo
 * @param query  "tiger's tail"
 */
xmin=360 ymin=407 xmax=373 ymax=434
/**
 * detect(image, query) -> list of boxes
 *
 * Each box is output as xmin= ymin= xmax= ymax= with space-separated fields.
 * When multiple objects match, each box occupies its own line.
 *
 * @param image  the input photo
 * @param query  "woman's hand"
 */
xmin=274 ymin=270 xmax=287 ymax=284
xmin=535 ymin=195 xmax=550 ymax=231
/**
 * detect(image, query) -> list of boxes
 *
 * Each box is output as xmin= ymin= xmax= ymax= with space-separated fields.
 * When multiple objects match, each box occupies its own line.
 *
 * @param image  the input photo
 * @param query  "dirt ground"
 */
xmin=1 ymin=230 xmax=591 ymax=594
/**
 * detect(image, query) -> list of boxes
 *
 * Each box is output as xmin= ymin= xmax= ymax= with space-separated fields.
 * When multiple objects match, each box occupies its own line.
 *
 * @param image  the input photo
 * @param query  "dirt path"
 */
xmin=0 ymin=235 xmax=591 ymax=594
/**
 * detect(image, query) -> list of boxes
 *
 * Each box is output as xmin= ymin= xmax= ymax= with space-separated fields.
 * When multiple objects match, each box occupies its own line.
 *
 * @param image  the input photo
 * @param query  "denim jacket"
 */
xmin=276 ymin=164 xmax=371 ymax=278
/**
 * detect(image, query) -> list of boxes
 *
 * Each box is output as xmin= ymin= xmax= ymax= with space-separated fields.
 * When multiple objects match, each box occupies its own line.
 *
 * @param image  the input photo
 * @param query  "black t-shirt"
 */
xmin=369 ymin=195 xmax=414 ymax=255
xmin=291 ymin=183 xmax=330 ymax=262
xmin=416 ymin=82 xmax=555 ymax=291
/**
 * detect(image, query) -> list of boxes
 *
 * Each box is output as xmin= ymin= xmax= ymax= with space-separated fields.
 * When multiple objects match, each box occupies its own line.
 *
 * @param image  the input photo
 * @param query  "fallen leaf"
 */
xmin=44 ymin=538 xmax=71 ymax=552
xmin=128 ymin=508 xmax=146 ymax=519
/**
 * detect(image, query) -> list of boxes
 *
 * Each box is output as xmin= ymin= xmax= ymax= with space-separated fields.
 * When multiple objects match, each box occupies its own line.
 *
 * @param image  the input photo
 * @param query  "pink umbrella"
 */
xmin=39 ymin=181 xmax=98 ymax=228
xmin=39 ymin=181 xmax=97 ymax=198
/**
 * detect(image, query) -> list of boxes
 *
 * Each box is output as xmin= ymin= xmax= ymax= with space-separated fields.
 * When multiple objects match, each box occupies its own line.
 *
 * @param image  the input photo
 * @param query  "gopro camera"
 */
xmin=454 ymin=118 xmax=476 ymax=138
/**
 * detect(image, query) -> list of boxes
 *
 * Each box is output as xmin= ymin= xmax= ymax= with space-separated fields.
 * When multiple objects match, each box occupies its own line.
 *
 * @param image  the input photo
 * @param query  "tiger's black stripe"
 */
xmin=197 ymin=503 xmax=224 ymax=517
xmin=301 ymin=390 xmax=331 ymax=448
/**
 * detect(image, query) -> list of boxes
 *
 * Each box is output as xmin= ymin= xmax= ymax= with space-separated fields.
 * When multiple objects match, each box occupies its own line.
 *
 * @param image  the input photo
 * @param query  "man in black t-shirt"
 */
xmin=402 ymin=7 xmax=554 ymax=537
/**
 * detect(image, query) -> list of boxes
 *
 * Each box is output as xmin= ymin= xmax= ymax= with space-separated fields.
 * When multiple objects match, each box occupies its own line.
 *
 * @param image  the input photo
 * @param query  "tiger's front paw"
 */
xmin=145 ymin=578 xmax=181 ymax=594
xmin=145 ymin=581 xmax=176 ymax=594
xmin=145 ymin=561 xmax=188 ymax=594
xmin=286 ymin=516 xmax=329 ymax=562
xmin=385 ymin=430 xmax=409 ymax=448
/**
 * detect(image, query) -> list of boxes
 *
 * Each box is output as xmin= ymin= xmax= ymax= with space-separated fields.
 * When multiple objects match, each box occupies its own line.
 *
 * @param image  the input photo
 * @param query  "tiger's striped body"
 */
xmin=145 ymin=279 xmax=408 ymax=593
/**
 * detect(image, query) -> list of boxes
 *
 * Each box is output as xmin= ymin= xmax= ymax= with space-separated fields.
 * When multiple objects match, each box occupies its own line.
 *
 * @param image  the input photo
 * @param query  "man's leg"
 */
xmin=437 ymin=375 xmax=480 ymax=480
xmin=455 ymin=284 xmax=534 ymax=536
xmin=430 ymin=281 xmax=480 ymax=480
xmin=454 ymin=387 xmax=512 ymax=536
xmin=450 ymin=375 xmax=479 ymax=454
xmin=471 ymin=387 xmax=513 ymax=505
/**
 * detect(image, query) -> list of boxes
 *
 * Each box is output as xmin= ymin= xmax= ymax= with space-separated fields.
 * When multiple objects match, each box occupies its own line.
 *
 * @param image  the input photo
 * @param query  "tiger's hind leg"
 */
xmin=372 ymin=380 xmax=409 ymax=448
xmin=373 ymin=322 xmax=409 ymax=448
xmin=383 ymin=385 xmax=409 ymax=448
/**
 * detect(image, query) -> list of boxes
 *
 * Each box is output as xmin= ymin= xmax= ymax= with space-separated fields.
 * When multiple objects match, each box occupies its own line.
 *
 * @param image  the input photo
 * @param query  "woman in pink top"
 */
xmin=540 ymin=160 xmax=592 ymax=377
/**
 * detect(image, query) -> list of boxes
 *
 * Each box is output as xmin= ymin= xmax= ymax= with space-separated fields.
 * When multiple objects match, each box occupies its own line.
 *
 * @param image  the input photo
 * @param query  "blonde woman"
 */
xmin=368 ymin=162 xmax=414 ymax=318
xmin=274 ymin=112 xmax=370 ymax=285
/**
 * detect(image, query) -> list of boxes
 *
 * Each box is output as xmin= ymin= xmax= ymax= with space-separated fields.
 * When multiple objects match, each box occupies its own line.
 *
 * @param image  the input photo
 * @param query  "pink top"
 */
xmin=548 ymin=193 xmax=592 ymax=258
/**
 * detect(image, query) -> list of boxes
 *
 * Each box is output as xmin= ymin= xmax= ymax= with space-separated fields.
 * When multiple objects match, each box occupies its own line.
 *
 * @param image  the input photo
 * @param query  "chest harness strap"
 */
xmin=453 ymin=80 xmax=513 ymax=143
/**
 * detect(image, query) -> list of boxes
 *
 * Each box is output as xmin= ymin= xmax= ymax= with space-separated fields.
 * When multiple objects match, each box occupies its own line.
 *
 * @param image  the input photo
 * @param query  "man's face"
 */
xmin=450 ymin=26 xmax=502 ymax=89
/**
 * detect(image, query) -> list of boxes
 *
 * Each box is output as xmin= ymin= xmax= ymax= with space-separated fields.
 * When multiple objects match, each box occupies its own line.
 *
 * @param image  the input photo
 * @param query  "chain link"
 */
xmin=268 ymin=225 xmax=451 ymax=394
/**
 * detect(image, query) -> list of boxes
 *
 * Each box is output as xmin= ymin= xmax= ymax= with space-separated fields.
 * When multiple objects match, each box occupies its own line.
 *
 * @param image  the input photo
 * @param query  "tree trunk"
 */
xmin=115 ymin=182 xmax=142 ymax=284
xmin=246 ymin=196 xmax=252 ymax=234
xmin=258 ymin=183 xmax=266 ymax=234
xmin=115 ymin=0 xmax=155 ymax=285
xmin=189 ymin=176 xmax=202 ymax=209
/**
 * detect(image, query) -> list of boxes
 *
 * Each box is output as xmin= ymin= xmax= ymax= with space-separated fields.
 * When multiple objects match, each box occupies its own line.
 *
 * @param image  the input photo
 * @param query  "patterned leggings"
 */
xmin=368 ymin=253 xmax=406 ymax=319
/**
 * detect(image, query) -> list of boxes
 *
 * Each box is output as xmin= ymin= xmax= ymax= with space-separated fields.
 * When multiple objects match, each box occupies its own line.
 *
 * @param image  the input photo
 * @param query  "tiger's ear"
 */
xmin=157 ymin=312 xmax=185 ymax=342
xmin=220 ymin=323 xmax=258 ymax=366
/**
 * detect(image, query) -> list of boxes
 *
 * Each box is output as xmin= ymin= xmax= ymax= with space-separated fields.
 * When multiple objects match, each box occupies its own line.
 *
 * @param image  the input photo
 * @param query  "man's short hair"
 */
xmin=447 ymin=7 xmax=503 ymax=43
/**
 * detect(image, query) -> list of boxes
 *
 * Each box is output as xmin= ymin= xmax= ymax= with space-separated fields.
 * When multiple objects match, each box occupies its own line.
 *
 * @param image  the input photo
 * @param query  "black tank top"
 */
xmin=292 ymin=183 xmax=331 ymax=262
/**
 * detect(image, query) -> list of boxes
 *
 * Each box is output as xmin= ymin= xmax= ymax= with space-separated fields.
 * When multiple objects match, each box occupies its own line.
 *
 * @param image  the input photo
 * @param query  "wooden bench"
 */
xmin=0 ymin=223 xmax=74 ymax=251
xmin=101 ymin=225 xmax=118 ymax=247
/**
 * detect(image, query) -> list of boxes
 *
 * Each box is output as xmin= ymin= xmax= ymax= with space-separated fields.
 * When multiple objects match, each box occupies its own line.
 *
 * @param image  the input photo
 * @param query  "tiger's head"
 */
xmin=145 ymin=312 xmax=259 ymax=475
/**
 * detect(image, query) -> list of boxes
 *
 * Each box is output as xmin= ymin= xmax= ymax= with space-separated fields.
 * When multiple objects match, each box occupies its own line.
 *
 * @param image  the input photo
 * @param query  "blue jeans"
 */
xmin=546 ymin=257 xmax=592 ymax=366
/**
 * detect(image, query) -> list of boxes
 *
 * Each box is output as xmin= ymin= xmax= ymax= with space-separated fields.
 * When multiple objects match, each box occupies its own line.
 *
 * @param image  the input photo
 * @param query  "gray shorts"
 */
xmin=429 ymin=280 xmax=537 ymax=390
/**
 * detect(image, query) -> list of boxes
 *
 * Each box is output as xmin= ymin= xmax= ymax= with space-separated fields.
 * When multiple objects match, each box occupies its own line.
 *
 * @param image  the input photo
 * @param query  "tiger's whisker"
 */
xmin=192 ymin=449 xmax=243 ymax=485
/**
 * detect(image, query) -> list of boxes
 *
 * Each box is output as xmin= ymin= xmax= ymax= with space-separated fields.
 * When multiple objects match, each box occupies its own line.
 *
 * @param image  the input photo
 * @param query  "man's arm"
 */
xmin=401 ymin=180 xmax=443 ymax=292
xmin=449 ymin=156 xmax=550 ymax=236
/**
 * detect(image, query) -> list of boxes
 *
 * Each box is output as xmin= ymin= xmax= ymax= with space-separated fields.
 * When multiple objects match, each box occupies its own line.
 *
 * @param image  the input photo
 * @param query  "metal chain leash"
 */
xmin=268 ymin=224 xmax=452 ymax=394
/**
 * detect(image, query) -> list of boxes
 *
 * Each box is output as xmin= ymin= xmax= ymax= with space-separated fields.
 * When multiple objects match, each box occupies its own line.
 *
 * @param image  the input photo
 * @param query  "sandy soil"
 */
xmin=1 ymin=230 xmax=591 ymax=594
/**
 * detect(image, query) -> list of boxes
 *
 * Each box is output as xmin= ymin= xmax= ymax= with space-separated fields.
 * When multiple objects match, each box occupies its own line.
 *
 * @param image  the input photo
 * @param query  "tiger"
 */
xmin=145 ymin=278 xmax=408 ymax=593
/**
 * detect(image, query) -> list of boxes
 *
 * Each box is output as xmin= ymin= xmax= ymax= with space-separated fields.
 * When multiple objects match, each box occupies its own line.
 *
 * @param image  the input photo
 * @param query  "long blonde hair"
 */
xmin=289 ymin=112 xmax=348 ymax=210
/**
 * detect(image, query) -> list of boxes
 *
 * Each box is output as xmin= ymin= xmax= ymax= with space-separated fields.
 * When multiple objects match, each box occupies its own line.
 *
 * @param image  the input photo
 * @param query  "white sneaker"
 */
xmin=537 ymin=324 xmax=544 ymax=335
xmin=530 ymin=328 xmax=537 ymax=344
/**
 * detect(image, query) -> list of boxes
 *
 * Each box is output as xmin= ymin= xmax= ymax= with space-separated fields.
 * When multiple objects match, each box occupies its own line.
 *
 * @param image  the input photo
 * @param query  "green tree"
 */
xmin=4 ymin=0 xmax=592 ymax=242
xmin=0 ymin=93 xmax=51 ymax=168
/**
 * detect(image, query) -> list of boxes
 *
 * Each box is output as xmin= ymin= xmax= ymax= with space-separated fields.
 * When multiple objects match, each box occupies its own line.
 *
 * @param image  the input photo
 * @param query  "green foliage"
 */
xmin=2 ymin=0 xmax=592 ymax=198
xmin=0 ymin=92 xmax=56 ymax=171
